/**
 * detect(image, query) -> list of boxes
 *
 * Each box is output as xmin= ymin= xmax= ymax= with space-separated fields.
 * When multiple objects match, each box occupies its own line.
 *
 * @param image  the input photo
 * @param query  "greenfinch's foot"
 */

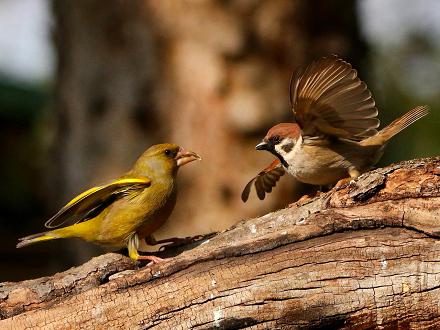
xmin=156 ymin=235 xmax=205 ymax=250
xmin=146 ymin=236 xmax=184 ymax=246
xmin=137 ymin=255 xmax=164 ymax=265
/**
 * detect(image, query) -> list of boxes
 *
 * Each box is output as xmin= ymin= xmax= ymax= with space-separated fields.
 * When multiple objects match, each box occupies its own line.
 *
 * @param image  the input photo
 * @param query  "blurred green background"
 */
xmin=1 ymin=0 xmax=439 ymax=282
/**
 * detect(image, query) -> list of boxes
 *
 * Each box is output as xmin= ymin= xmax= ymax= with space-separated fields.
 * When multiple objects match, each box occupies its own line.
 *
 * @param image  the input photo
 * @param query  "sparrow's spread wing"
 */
xmin=242 ymin=160 xmax=285 ymax=202
xmin=44 ymin=177 xmax=151 ymax=228
xmin=290 ymin=55 xmax=379 ymax=140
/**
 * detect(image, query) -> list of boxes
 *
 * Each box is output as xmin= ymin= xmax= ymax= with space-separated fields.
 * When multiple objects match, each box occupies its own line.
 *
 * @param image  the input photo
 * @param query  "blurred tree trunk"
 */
xmin=50 ymin=0 xmax=366 ymax=262
xmin=50 ymin=0 xmax=159 ymax=262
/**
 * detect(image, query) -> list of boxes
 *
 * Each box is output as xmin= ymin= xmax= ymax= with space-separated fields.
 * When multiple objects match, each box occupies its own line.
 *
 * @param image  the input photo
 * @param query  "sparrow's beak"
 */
xmin=255 ymin=141 xmax=269 ymax=151
xmin=176 ymin=147 xmax=202 ymax=167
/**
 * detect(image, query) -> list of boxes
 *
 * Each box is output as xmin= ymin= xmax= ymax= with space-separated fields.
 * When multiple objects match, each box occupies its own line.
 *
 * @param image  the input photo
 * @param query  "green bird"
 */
xmin=17 ymin=143 xmax=201 ymax=263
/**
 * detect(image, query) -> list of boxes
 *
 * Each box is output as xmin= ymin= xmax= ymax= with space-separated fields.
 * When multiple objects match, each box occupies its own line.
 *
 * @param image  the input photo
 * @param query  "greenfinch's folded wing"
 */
xmin=242 ymin=160 xmax=285 ymax=202
xmin=45 ymin=177 xmax=151 ymax=228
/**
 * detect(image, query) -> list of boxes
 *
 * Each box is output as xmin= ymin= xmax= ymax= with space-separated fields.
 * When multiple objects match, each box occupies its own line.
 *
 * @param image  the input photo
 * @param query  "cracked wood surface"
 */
xmin=1 ymin=157 xmax=440 ymax=329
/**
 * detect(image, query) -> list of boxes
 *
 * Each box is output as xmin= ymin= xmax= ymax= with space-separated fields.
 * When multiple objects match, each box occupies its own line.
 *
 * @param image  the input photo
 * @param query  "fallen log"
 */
xmin=1 ymin=157 xmax=440 ymax=329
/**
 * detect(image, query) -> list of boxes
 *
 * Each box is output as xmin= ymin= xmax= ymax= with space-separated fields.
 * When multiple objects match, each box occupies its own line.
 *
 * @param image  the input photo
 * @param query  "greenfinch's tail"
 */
xmin=17 ymin=231 xmax=61 ymax=248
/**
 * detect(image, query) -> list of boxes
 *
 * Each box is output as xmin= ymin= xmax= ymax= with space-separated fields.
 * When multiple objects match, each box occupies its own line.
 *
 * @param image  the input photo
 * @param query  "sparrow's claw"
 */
xmin=334 ymin=177 xmax=353 ymax=190
xmin=288 ymin=190 xmax=324 ymax=208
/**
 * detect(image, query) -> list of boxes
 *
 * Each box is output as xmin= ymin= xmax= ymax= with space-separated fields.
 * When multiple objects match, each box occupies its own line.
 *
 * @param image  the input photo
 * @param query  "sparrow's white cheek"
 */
xmin=276 ymin=138 xmax=301 ymax=167
xmin=274 ymin=144 xmax=284 ymax=156
xmin=274 ymin=138 xmax=297 ymax=157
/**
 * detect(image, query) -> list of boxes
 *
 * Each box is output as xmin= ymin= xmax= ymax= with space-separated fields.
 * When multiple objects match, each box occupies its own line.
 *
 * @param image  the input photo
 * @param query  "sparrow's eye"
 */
xmin=164 ymin=149 xmax=173 ymax=157
xmin=272 ymin=136 xmax=281 ymax=144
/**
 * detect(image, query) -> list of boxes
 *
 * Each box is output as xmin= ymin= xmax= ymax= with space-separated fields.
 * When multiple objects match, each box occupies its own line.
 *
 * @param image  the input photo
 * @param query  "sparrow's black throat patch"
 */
xmin=256 ymin=139 xmax=289 ymax=168
xmin=267 ymin=147 xmax=289 ymax=168
xmin=274 ymin=153 xmax=289 ymax=168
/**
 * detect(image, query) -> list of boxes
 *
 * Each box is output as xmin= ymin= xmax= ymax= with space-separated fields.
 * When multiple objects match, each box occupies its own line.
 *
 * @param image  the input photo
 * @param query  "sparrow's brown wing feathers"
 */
xmin=242 ymin=160 xmax=285 ymax=202
xmin=291 ymin=56 xmax=379 ymax=140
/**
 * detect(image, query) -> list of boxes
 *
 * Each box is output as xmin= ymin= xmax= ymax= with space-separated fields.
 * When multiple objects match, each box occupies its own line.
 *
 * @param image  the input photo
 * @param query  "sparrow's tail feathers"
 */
xmin=361 ymin=105 xmax=429 ymax=146
xmin=17 ymin=231 xmax=60 ymax=248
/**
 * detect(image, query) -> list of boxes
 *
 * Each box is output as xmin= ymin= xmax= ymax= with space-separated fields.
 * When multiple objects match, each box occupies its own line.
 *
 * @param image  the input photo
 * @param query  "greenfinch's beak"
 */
xmin=176 ymin=147 xmax=201 ymax=167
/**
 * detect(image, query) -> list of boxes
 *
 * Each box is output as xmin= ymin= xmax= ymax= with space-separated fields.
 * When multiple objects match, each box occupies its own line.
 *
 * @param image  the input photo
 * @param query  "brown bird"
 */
xmin=242 ymin=56 xmax=429 ymax=202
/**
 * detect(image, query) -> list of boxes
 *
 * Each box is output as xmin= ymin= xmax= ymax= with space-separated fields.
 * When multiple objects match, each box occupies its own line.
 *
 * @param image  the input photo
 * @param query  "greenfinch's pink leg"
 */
xmin=136 ymin=255 xmax=164 ymax=264
xmin=128 ymin=234 xmax=164 ymax=264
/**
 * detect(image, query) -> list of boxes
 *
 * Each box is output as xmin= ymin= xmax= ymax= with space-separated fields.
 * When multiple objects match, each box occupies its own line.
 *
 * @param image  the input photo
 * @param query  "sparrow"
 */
xmin=242 ymin=56 xmax=429 ymax=202
xmin=17 ymin=143 xmax=201 ymax=263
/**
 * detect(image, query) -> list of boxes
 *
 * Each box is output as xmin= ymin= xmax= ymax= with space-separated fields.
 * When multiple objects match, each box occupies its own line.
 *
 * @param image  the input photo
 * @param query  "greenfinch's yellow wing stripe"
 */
xmin=45 ymin=177 xmax=151 ymax=229
xmin=65 ymin=178 xmax=150 ymax=207
xmin=65 ymin=186 xmax=102 ymax=207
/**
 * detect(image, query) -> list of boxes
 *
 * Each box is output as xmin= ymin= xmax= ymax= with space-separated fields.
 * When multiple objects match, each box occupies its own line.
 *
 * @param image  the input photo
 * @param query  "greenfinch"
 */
xmin=17 ymin=143 xmax=201 ymax=263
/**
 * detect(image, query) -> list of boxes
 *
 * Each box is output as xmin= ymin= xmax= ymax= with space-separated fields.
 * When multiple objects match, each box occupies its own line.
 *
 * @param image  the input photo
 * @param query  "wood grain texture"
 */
xmin=2 ymin=157 xmax=440 ymax=329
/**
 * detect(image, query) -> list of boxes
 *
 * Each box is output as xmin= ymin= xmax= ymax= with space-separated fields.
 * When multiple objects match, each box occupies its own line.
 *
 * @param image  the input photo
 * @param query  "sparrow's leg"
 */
xmin=128 ymin=234 xmax=164 ymax=265
xmin=349 ymin=168 xmax=361 ymax=179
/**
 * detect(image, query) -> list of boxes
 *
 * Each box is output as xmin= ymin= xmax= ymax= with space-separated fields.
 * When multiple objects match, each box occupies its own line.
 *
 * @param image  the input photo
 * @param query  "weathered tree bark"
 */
xmin=2 ymin=157 xmax=440 ymax=329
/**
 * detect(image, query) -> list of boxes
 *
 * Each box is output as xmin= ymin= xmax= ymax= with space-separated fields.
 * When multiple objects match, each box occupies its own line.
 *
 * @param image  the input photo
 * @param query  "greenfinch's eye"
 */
xmin=164 ymin=149 xmax=172 ymax=157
